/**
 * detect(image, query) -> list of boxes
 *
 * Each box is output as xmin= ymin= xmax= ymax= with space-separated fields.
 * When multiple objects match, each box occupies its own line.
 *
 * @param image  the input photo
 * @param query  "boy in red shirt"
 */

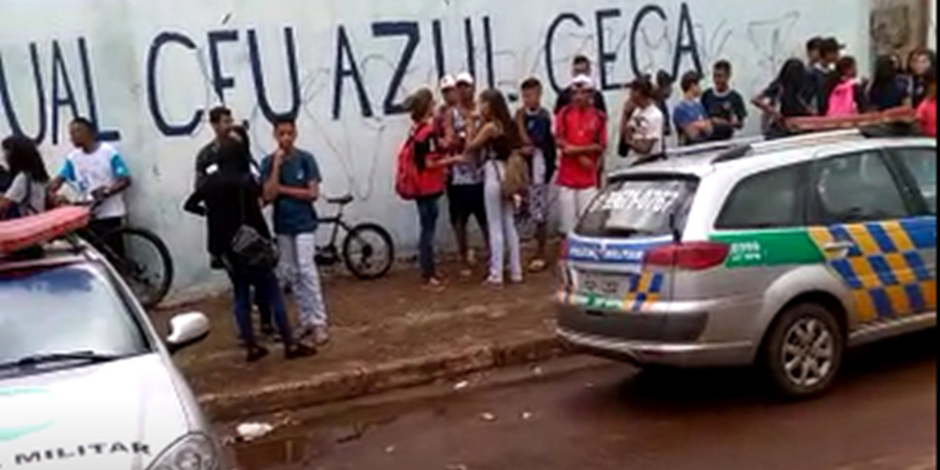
xmin=555 ymin=75 xmax=608 ymax=235
xmin=916 ymin=70 xmax=937 ymax=138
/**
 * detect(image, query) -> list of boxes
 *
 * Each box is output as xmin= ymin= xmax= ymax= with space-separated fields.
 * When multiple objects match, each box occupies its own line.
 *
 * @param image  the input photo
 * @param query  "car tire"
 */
xmin=762 ymin=303 xmax=845 ymax=398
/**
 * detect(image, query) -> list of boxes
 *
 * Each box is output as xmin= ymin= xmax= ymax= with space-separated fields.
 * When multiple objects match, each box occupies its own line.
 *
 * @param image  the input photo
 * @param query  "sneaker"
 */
xmin=314 ymin=327 xmax=331 ymax=346
xmin=246 ymin=345 xmax=269 ymax=363
xmin=483 ymin=277 xmax=504 ymax=288
xmin=285 ymin=343 xmax=317 ymax=360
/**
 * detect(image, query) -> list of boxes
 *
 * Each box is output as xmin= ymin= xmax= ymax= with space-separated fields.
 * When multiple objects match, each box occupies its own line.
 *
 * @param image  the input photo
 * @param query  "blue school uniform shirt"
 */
xmin=673 ymin=99 xmax=709 ymax=146
xmin=522 ymin=108 xmax=556 ymax=184
xmin=261 ymin=149 xmax=321 ymax=235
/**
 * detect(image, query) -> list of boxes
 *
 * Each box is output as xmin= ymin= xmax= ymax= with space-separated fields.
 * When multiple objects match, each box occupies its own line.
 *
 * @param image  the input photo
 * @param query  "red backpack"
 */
xmin=395 ymin=122 xmax=444 ymax=200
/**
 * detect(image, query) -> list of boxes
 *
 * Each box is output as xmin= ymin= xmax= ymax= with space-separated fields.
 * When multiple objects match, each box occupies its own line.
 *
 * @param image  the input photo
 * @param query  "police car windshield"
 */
xmin=577 ymin=176 xmax=698 ymax=238
xmin=0 ymin=263 xmax=149 ymax=373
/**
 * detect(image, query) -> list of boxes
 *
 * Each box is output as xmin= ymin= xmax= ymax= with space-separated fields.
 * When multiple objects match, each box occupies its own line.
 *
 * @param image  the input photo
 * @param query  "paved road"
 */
xmin=230 ymin=331 xmax=936 ymax=470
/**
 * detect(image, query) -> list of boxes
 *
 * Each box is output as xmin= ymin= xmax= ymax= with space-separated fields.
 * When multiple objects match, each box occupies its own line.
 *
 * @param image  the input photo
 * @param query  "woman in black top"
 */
xmin=753 ymin=58 xmax=816 ymax=139
xmin=466 ymin=89 xmax=524 ymax=285
xmin=184 ymin=138 xmax=313 ymax=362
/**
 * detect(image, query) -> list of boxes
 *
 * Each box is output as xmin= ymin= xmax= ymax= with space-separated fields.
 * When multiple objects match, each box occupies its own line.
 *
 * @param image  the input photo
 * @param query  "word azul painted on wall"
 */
xmin=0 ymin=3 xmax=703 ymax=145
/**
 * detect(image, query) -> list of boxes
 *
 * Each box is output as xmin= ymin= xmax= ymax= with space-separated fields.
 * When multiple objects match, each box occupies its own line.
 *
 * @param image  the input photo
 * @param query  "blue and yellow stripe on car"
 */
xmin=622 ymin=272 xmax=665 ymax=312
xmin=559 ymin=271 xmax=666 ymax=313
xmin=809 ymin=217 xmax=936 ymax=322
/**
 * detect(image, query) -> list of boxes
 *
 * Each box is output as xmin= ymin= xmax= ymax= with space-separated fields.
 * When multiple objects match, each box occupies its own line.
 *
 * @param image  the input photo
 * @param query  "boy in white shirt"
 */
xmin=622 ymin=78 xmax=665 ymax=166
xmin=50 ymin=118 xmax=132 ymax=254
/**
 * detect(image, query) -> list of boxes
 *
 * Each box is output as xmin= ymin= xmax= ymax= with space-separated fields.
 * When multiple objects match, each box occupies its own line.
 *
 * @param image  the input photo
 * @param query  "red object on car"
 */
xmin=0 ymin=207 xmax=91 ymax=254
xmin=645 ymin=241 xmax=731 ymax=270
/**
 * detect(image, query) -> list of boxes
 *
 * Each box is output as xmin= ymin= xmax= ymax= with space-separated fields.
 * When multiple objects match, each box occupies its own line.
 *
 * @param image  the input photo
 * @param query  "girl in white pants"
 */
xmin=465 ymin=88 xmax=524 ymax=285
xmin=483 ymin=160 xmax=523 ymax=284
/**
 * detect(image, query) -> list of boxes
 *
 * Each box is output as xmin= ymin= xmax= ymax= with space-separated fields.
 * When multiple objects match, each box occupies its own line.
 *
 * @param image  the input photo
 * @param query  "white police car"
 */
xmin=0 ymin=208 xmax=221 ymax=470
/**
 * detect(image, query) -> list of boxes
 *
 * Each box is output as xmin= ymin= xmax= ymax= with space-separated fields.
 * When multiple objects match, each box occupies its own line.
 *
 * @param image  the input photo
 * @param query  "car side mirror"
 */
xmin=165 ymin=312 xmax=210 ymax=354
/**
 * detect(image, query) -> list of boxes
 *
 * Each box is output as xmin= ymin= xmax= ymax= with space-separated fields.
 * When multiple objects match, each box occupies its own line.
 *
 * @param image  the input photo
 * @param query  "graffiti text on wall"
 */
xmin=0 ymin=2 xmax=704 ymax=145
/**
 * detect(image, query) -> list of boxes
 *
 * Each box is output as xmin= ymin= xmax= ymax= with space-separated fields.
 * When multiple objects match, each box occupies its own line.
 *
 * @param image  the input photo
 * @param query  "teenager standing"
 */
xmin=404 ymin=88 xmax=452 ymax=287
xmin=555 ymin=75 xmax=607 ymax=236
xmin=673 ymin=71 xmax=714 ymax=146
xmin=261 ymin=116 xmax=330 ymax=346
xmin=516 ymin=77 xmax=556 ymax=272
xmin=466 ymin=89 xmax=524 ymax=286
xmin=442 ymin=72 xmax=488 ymax=277
xmin=621 ymin=78 xmax=665 ymax=166
xmin=702 ymin=60 xmax=747 ymax=141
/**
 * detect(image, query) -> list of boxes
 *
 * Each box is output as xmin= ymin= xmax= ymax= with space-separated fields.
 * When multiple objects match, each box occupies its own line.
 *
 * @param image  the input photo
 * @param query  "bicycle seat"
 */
xmin=326 ymin=195 xmax=354 ymax=205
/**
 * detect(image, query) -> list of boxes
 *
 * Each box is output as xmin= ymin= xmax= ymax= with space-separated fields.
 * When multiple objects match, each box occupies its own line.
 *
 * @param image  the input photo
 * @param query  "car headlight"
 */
xmin=147 ymin=433 xmax=220 ymax=470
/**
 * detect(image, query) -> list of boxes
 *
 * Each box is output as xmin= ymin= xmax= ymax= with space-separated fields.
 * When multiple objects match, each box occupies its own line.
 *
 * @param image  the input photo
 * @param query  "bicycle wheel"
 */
xmin=342 ymin=223 xmax=395 ymax=280
xmin=102 ymin=227 xmax=174 ymax=309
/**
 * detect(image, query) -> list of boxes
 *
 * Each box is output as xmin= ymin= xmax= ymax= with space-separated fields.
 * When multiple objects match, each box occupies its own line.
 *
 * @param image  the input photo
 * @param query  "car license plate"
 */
xmin=578 ymin=272 xmax=635 ymax=298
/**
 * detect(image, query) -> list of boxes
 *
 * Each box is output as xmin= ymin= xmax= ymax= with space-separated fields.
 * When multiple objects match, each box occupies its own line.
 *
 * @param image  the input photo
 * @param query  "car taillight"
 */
xmin=645 ymin=242 xmax=730 ymax=270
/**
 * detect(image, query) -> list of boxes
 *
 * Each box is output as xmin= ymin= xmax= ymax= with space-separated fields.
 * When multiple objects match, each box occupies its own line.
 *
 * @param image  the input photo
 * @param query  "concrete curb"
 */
xmin=198 ymin=334 xmax=570 ymax=421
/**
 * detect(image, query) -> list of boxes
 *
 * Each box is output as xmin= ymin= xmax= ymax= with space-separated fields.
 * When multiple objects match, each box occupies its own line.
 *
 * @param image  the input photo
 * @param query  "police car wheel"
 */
xmin=763 ymin=303 xmax=845 ymax=398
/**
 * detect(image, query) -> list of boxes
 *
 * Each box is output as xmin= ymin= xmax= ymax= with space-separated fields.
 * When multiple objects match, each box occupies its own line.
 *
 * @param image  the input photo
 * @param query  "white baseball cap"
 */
xmin=456 ymin=72 xmax=475 ymax=86
xmin=571 ymin=74 xmax=595 ymax=89
xmin=440 ymin=74 xmax=457 ymax=90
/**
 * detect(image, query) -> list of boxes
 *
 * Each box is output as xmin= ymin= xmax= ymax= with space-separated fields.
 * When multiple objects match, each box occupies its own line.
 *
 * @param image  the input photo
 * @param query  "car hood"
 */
xmin=0 ymin=354 xmax=191 ymax=470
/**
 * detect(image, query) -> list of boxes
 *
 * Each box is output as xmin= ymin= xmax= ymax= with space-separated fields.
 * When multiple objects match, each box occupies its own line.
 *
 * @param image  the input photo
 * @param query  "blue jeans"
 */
xmin=416 ymin=195 xmax=440 ymax=280
xmin=229 ymin=263 xmax=294 ymax=348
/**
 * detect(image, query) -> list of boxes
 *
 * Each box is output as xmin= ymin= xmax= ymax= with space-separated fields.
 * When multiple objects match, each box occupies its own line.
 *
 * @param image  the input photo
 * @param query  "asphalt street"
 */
xmin=230 ymin=330 xmax=937 ymax=470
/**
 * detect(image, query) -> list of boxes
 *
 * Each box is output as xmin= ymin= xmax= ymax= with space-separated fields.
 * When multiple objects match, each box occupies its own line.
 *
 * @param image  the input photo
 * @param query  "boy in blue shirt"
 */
xmin=702 ymin=60 xmax=748 ymax=141
xmin=673 ymin=71 xmax=713 ymax=146
xmin=516 ymin=77 xmax=556 ymax=272
xmin=262 ymin=116 xmax=330 ymax=345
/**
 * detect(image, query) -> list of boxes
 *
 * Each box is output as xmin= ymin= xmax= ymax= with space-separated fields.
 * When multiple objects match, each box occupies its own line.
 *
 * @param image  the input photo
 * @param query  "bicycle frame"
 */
xmin=316 ymin=202 xmax=354 ymax=250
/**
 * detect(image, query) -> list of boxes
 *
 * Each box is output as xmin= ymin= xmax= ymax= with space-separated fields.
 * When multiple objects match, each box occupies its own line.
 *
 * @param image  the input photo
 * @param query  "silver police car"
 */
xmin=0 ymin=209 xmax=222 ymax=469
xmin=557 ymin=129 xmax=937 ymax=396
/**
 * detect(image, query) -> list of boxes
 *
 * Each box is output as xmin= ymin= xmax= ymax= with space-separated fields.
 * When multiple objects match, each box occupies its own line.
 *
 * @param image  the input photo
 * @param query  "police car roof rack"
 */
xmin=711 ymin=129 xmax=866 ymax=164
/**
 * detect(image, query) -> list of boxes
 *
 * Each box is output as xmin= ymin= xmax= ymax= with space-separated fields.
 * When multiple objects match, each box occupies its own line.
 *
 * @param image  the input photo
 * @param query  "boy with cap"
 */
xmin=442 ymin=72 xmax=488 ymax=277
xmin=555 ymin=75 xmax=607 ymax=235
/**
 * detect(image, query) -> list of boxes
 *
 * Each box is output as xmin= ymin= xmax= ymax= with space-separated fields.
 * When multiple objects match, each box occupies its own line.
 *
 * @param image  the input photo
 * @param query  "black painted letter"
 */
xmin=432 ymin=20 xmax=446 ymax=80
xmin=372 ymin=21 xmax=420 ymax=115
xmin=333 ymin=26 xmax=373 ymax=119
xmin=146 ymin=31 xmax=203 ymax=136
xmin=671 ymin=2 xmax=703 ymax=79
xmin=51 ymin=40 xmax=79 ymax=145
xmin=78 ymin=38 xmax=120 ymax=141
xmin=596 ymin=9 xmax=624 ymax=91
xmin=208 ymin=30 xmax=239 ymax=103
xmin=248 ymin=28 xmax=301 ymax=122
xmin=0 ymin=44 xmax=47 ymax=142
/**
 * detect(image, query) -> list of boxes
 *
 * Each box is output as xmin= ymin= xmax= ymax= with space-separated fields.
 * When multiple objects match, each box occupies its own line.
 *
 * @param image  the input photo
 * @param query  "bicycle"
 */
xmin=71 ymin=200 xmax=174 ymax=310
xmin=315 ymin=195 xmax=395 ymax=280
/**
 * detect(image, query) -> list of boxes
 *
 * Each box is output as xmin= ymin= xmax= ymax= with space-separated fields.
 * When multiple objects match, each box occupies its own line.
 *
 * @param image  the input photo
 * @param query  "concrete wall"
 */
xmin=0 ymin=0 xmax=873 ymax=299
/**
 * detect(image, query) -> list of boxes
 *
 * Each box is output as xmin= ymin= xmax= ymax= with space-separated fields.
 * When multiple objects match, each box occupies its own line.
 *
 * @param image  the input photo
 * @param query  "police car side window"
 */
xmin=716 ymin=164 xmax=805 ymax=229
xmin=891 ymin=147 xmax=936 ymax=215
xmin=809 ymin=151 xmax=909 ymax=224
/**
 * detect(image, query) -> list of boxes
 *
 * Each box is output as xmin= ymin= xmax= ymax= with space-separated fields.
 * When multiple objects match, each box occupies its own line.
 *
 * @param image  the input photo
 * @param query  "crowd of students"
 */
xmin=753 ymin=38 xmax=937 ymax=137
xmin=399 ymin=41 xmax=937 ymax=291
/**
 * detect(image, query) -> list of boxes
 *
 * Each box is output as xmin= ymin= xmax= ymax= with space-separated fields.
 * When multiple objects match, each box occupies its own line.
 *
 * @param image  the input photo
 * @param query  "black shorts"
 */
xmin=447 ymin=184 xmax=487 ymax=229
